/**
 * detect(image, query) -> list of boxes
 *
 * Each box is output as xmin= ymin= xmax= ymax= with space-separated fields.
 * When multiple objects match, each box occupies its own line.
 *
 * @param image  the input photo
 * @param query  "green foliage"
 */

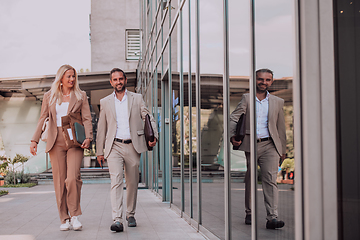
xmin=0 ymin=161 xmax=8 ymax=175
xmin=5 ymin=171 xmax=31 ymax=184
xmin=0 ymin=190 xmax=8 ymax=196
xmin=1 ymin=154 xmax=29 ymax=171
xmin=0 ymin=155 xmax=8 ymax=175
xmin=84 ymin=143 xmax=96 ymax=156
xmin=2 ymin=183 xmax=37 ymax=188
xmin=0 ymin=154 xmax=30 ymax=185
xmin=283 ymin=105 xmax=294 ymax=158
xmin=12 ymin=154 xmax=29 ymax=165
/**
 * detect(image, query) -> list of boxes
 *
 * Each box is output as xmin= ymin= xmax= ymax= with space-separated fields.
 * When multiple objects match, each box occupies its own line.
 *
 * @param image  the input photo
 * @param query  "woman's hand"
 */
xmin=30 ymin=141 xmax=38 ymax=156
xmin=81 ymin=138 xmax=91 ymax=149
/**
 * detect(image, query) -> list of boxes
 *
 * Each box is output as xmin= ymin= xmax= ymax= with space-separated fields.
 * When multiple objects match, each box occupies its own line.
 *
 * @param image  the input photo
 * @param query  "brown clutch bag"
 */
xmin=61 ymin=112 xmax=86 ymax=149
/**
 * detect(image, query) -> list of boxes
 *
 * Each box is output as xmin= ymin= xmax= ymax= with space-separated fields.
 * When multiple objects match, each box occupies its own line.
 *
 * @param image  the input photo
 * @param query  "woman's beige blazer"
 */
xmin=96 ymin=91 xmax=158 ymax=159
xmin=31 ymin=91 xmax=93 ymax=153
xmin=229 ymin=93 xmax=286 ymax=156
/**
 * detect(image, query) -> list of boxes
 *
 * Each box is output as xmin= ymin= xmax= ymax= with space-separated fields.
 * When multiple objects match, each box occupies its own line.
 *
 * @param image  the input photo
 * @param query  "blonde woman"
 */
xmin=30 ymin=64 xmax=93 ymax=231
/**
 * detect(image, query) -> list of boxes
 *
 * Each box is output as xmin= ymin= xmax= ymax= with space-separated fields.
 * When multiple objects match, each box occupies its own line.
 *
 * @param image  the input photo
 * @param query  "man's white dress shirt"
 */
xmin=256 ymin=92 xmax=270 ymax=139
xmin=114 ymin=90 xmax=131 ymax=140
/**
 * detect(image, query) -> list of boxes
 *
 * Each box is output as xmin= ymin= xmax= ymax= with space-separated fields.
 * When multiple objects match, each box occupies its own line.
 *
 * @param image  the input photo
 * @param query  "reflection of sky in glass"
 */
xmin=179 ymin=0 xmax=294 ymax=78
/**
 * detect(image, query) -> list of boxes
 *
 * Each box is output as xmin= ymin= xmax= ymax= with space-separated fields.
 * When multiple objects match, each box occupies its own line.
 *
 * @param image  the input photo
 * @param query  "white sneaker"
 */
xmin=71 ymin=216 xmax=82 ymax=231
xmin=60 ymin=219 xmax=71 ymax=231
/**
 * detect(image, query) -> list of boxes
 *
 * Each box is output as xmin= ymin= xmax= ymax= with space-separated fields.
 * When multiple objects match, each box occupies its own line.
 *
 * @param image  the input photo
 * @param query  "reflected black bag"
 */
xmin=233 ymin=113 xmax=246 ymax=150
xmin=144 ymin=114 xmax=155 ymax=151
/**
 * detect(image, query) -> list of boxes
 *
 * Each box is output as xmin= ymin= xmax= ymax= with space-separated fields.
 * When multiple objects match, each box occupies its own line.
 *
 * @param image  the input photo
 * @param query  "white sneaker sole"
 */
xmin=73 ymin=226 xmax=82 ymax=231
xmin=60 ymin=227 xmax=71 ymax=231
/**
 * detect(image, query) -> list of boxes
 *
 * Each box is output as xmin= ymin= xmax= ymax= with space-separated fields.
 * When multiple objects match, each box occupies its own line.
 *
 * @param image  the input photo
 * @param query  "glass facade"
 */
xmin=0 ymin=0 xmax=356 ymax=239
xmin=137 ymin=0 xmax=296 ymax=239
xmin=136 ymin=0 xmax=344 ymax=239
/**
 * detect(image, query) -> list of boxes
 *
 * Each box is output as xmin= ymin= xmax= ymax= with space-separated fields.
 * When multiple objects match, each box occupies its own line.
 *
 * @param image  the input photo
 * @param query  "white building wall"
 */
xmin=0 ymin=97 xmax=47 ymax=173
xmin=91 ymin=0 xmax=140 ymax=72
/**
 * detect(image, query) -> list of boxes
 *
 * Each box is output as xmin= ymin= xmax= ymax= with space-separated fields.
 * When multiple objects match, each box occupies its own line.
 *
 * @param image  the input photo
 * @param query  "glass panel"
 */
xmin=157 ymin=63 xmax=163 ymax=197
xmin=228 ymin=0 xmax=251 ymax=238
xmin=199 ymin=1 xmax=225 ymax=238
xmin=254 ymin=1 xmax=295 ymax=239
xmin=161 ymin=5 xmax=169 ymax=72
xmin=192 ymin=108 xmax=198 ymax=222
xmin=183 ymin=71 xmax=193 ymax=217
xmin=153 ymin=1 xmax=161 ymax=195
xmin=200 ymin=76 xmax=225 ymax=239
xmin=172 ymin=38 xmax=181 ymax=210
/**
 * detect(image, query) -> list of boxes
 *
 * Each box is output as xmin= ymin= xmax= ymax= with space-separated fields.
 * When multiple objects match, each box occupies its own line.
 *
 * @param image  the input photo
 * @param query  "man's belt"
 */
xmin=114 ymin=138 xmax=132 ymax=144
xmin=257 ymin=137 xmax=271 ymax=143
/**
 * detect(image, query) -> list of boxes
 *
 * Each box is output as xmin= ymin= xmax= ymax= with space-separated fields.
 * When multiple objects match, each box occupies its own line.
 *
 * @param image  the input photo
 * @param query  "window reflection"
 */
xmin=254 ymin=72 xmax=294 ymax=239
xmin=200 ymin=74 xmax=225 ymax=239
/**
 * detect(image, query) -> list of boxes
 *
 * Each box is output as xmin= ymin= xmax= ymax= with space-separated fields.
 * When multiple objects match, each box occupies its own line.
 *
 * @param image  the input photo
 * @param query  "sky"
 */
xmin=0 ymin=0 xmax=294 ymax=79
xmin=0 ymin=0 xmax=91 ymax=78
xmin=180 ymin=0 xmax=295 ymax=78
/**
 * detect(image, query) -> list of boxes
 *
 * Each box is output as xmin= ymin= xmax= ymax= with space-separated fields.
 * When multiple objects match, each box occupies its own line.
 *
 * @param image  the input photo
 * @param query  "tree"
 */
xmin=0 ymin=156 xmax=8 ymax=176
xmin=1 ymin=154 xmax=29 ymax=185
xmin=13 ymin=154 xmax=29 ymax=173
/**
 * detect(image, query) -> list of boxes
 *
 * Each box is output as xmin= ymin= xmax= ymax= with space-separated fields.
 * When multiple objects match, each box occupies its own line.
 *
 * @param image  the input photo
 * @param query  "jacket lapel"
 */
xmin=268 ymin=94 xmax=274 ymax=123
xmin=127 ymin=91 xmax=133 ymax=120
xmin=50 ymin=101 xmax=57 ymax=125
xmin=67 ymin=92 xmax=77 ymax=114
xmin=109 ymin=94 xmax=117 ymax=121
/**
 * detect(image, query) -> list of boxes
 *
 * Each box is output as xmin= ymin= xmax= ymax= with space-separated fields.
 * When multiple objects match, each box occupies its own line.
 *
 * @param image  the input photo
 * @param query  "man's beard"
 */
xmin=256 ymin=84 xmax=267 ymax=93
xmin=115 ymin=84 xmax=126 ymax=92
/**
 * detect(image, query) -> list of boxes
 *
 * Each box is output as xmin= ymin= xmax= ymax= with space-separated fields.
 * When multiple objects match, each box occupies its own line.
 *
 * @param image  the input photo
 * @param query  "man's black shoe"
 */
xmin=245 ymin=215 xmax=251 ymax=225
xmin=110 ymin=221 xmax=124 ymax=232
xmin=266 ymin=219 xmax=285 ymax=229
xmin=126 ymin=216 xmax=137 ymax=227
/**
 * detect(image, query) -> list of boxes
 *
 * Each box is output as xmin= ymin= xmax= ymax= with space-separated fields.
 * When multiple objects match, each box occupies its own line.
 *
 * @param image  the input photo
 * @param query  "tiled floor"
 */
xmin=0 ymin=184 xmax=207 ymax=240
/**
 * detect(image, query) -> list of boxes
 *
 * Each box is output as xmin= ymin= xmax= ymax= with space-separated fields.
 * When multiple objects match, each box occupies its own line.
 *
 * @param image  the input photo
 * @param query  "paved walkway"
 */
xmin=0 ymin=184 xmax=207 ymax=240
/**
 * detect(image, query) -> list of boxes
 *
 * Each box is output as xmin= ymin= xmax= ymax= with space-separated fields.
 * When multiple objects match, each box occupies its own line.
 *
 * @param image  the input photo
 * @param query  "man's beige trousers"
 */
xmin=107 ymin=141 xmax=140 ymax=222
xmin=245 ymin=140 xmax=279 ymax=221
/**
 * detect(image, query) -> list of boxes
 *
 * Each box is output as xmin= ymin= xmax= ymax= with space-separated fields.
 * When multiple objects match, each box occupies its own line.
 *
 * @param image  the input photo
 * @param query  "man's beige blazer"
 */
xmin=96 ymin=91 xmax=158 ymax=158
xmin=31 ymin=91 xmax=93 ymax=153
xmin=229 ymin=93 xmax=286 ymax=156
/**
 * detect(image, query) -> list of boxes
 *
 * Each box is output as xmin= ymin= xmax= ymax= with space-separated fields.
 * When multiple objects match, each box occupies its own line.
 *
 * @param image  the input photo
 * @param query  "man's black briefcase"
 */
xmin=233 ymin=113 xmax=246 ymax=150
xmin=144 ymin=114 xmax=155 ymax=151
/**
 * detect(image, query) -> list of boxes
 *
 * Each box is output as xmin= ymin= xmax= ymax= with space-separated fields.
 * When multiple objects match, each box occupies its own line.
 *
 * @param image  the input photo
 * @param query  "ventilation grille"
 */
xmin=126 ymin=30 xmax=141 ymax=60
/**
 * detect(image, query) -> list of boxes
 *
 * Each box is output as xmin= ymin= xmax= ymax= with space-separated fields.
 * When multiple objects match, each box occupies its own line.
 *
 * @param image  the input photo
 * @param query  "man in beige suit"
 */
xmin=230 ymin=68 xmax=286 ymax=229
xmin=96 ymin=68 xmax=158 ymax=233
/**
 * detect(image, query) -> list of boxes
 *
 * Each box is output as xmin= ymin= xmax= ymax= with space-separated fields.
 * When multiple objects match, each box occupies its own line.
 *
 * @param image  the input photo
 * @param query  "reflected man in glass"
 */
xmin=230 ymin=68 xmax=286 ymax=229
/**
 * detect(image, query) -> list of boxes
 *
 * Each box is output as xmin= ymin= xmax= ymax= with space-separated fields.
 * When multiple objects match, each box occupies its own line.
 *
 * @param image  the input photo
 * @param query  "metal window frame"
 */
xmin=294 ymin=0 xmax=338 ymax=239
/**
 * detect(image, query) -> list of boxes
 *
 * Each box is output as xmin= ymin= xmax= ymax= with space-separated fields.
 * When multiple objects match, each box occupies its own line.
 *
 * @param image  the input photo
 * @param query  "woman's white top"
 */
xmin=56 ymin=102 xmax=69 ymax=127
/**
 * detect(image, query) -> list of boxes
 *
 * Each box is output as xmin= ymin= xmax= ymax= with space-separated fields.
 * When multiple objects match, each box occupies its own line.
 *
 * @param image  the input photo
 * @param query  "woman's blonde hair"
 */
xmin=49 ymin=64 xmax=83 ymax=106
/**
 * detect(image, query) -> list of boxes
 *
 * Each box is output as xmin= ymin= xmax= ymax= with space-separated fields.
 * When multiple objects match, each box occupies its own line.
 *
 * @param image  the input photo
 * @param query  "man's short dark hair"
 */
xmin=256 ymin=68 xmax=273 ymax=79
xmin=110 ymin=68 xmax=127 ymax=80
